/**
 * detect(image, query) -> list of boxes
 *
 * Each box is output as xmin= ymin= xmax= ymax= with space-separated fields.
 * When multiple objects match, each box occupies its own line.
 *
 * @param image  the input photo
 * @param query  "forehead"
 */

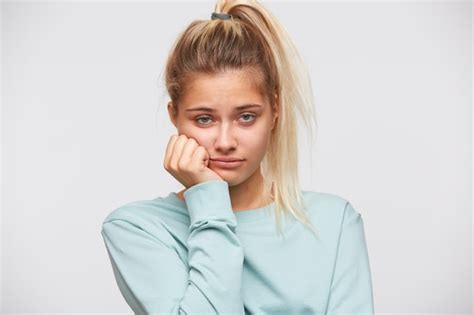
xmin=180 ymin=69 xmax=268 ymax=110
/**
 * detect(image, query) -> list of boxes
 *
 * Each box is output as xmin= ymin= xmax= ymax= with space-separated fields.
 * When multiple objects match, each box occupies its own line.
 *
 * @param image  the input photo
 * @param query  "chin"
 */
xmin=224 ymin=175 xmax=249 ymax=188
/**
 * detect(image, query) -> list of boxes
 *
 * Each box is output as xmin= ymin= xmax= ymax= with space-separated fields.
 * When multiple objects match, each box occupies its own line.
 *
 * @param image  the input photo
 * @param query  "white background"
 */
xmin=1 ymin=0 xmax=472 ymax=313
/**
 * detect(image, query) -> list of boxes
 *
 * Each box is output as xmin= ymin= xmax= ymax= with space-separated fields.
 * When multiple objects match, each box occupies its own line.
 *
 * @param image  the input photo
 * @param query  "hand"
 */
xmin=163 ymin=134 xmax=223 ymax=189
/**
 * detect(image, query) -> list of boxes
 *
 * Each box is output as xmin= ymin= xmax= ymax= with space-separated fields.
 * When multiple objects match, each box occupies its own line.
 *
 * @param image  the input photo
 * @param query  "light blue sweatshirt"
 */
xmin=101 ymin=179 xmax=374 ymax=314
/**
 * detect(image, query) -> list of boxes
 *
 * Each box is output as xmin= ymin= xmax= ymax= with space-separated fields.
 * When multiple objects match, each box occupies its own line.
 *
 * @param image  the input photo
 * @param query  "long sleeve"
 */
xmin=326 ymin=201 xmax=374 ymax=314
xmin=101 ymin=180 xmax=245 ymax=315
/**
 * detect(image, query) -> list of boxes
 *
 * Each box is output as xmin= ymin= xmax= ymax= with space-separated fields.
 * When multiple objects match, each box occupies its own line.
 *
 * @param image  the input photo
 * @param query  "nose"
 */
xmin=214 ymin=124 xmax=237 ymax=153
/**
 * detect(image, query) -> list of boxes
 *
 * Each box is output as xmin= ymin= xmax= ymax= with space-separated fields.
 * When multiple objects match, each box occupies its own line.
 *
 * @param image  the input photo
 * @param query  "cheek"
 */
xmin=247 ymin=129 xmax=272 ymax=154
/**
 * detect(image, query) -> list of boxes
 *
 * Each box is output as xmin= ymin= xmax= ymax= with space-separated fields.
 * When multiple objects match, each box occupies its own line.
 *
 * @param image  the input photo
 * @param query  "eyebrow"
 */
xmin=185 ymin=104 xmax=263 ymax=112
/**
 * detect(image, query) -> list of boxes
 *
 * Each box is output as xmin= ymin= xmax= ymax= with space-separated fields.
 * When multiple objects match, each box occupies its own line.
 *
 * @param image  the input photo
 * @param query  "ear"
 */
xmin=167 ymin=101 xmax=178 ymax=127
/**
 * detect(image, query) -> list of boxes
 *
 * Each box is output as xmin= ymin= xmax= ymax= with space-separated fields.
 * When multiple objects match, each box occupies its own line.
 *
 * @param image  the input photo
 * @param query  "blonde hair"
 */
xmin=162 ymin=0 xmax=319 ymax=239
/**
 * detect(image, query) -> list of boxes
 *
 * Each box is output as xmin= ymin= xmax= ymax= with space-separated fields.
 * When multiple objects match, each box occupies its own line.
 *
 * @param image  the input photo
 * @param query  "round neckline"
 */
xmin=165 ymin=191 xmax=275 ymax=223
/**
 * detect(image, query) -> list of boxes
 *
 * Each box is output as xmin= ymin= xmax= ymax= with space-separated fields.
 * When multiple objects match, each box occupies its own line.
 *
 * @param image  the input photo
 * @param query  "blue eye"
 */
xmin=196 ymin=116 xmax=212 ymax=124
xmin=240 ymin=114 xmax=256 ymax=123
xmin=195 ymin=113 xmax=256 ymax=125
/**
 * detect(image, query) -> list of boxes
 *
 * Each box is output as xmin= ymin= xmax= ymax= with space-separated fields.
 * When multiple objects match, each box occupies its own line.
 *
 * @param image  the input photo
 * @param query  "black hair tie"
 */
xmin=211 ymin=12 xmax=233 ymax=20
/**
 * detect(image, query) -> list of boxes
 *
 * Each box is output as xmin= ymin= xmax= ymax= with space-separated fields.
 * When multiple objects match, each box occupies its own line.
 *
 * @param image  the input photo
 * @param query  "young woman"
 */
xmin=101 ymin=1 xmax=374 ymax=314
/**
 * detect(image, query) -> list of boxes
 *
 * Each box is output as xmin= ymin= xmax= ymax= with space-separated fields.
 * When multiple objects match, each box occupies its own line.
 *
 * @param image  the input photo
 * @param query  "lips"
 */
xmin=210 ymin=159 xmax=244 ymax=169
xmin=210 ymin=157 xmax=244 ymax=162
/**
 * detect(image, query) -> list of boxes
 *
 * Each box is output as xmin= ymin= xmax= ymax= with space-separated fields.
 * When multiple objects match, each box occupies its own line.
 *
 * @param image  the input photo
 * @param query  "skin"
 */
xmin=167 ymin=68 xmax=278 ymax=212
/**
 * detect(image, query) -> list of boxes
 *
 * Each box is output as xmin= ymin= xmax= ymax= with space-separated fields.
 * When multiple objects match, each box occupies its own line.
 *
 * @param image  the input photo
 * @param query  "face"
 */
xmin=167 ymin=68 xmax=278 ymax=187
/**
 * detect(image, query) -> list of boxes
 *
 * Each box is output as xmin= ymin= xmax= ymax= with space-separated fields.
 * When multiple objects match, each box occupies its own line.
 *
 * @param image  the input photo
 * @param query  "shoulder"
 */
xmin=101 ymin=196 xmax=188 ymax=243
xmin=302 ymin=190 xmax=362 ymax=215
xmin=301 ymin=190 xmax=364 ymax=235
xmin=102 ymin=199 xmax=161 ymax=226
xmin=302 ymin=190 xmax=348 ymax=210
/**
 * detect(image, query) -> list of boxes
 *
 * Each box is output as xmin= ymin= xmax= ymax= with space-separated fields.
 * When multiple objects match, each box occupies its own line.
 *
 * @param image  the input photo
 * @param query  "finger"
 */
xmin=164 ymin=134 xmax=179 ymax=169
xmin=179 ymin=137 xmax=199 ymax=169
xmin=191 ymin=145 xmax=209 ymax=169
xmin=169 ymin=134 xmax=188 ymax=169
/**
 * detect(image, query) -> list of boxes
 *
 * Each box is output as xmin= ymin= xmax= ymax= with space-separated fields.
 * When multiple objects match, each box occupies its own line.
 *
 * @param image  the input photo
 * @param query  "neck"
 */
xmin=228 ymin=167 xmax=271 ymax=212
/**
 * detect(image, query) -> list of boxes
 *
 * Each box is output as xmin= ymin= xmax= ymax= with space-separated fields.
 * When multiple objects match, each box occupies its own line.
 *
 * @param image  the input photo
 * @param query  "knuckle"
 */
xmin=177 ymin=160 xmax=186 ymax=170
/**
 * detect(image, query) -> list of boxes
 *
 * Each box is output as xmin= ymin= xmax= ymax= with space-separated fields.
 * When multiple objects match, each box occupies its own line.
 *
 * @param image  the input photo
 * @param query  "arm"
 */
xmin=101 ymin=180 xmax=245 ymax=314
xmin=326 ymin=201 xmax=375 ymax=314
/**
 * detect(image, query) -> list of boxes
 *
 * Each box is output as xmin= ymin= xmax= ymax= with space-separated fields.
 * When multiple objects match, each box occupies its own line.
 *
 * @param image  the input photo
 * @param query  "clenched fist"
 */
xmin=163 ymin=134 xmax=223 ymax=188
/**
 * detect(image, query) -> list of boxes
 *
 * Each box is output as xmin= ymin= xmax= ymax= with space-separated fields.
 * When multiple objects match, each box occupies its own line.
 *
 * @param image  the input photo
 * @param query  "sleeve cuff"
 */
xmin=183 ymin=180 xmax=236 ymax=226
